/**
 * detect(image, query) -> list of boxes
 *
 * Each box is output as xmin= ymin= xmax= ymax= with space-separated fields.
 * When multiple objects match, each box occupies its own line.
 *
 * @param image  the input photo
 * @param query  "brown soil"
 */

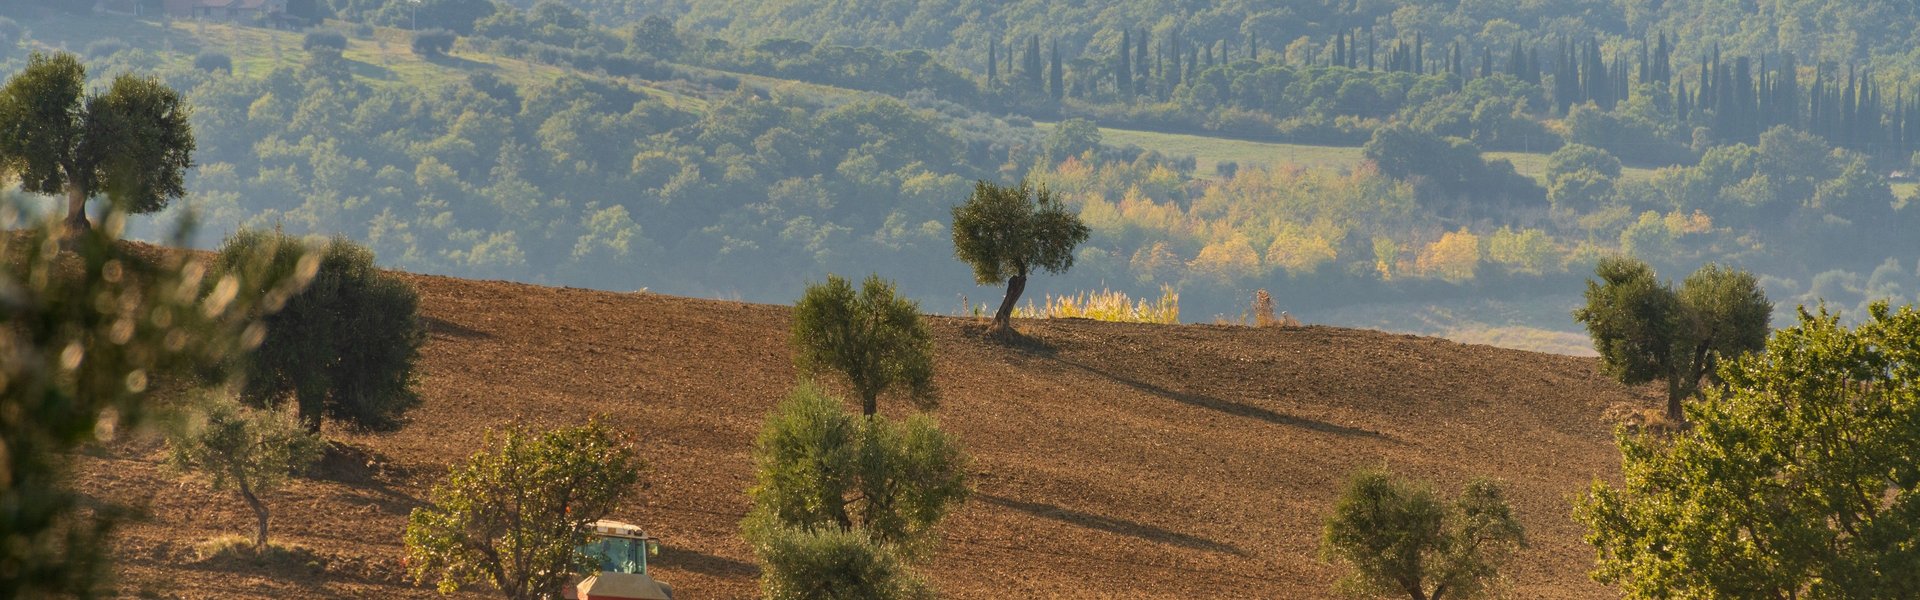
xmin=81 ymin=272 xmax=1651 ymax=599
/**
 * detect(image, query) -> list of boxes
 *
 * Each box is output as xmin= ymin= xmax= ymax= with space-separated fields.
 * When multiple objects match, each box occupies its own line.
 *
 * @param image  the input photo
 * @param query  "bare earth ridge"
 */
xmin=82 ymin=272 xmax=1651 ymax=598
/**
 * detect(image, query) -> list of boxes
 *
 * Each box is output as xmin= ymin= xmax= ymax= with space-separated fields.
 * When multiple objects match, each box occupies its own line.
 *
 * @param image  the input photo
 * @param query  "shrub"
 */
xmin=302 ymin=30 xmax=347 ymax=53
xmin=1322 ymin=469 xmax=1524 ymax=600
xmin=412 ymin=28 xmax=455 ymax=57
xmin=213 ymin=230 xmax=426 ymax=432
xmin=193 ymin=52 xmax=233 ymax=74
xmin=167 ymin=395 xmax=323 ymax=551
xmin=791 ymin=274 xmax=935 ymax=416
xmin=405 ymin=420 xmax=644 ymax=600
xmin=753 ymin=526 xmax=930 ymax=600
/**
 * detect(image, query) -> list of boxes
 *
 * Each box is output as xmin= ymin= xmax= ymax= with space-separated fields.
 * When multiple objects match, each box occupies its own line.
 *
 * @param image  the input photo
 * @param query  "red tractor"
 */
xmin=565 ymin=520 xmax=675 ymax=600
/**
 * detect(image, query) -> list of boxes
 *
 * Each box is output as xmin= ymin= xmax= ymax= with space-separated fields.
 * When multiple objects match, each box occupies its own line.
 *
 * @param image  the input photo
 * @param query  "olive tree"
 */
xmin=404 ymin=420 xmax=644 ymax=600
xmin=1576 ymin=303 xmax=1920 ymax=599
xmin=167 ymin=395 xmax=323 ymax=551
xmin=950 ymin=180 xmax=1089 ymax=333
xmin=1574 ymin=258 xmax=1770 ymax=421
xmin=0 ymin=52 xmax=194 ymax=232
xmin=213 ymin=230 xmax=426 ymax=432
xmin=1322 ymin=470 xmax=1525 ymax=600
xmin=792 ymin=274 xmax=934 ymax=417
xmin=745 ymin=384 xmax=967 ymax=564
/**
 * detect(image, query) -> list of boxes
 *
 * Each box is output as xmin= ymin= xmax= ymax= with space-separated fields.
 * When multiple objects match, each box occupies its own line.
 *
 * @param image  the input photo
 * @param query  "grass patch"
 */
xmin=1894 ymin=182 xmax=1917 ymax=202
xmin=16 ymin=15 xmax=700 ymax=109
xmin=1038 ymin=121 xmax=1658 ymax=184
xmin=195 ymin=535 xmax=321 ymax=568
xmin=1013 ymin=286 xmax=1180 ymax=324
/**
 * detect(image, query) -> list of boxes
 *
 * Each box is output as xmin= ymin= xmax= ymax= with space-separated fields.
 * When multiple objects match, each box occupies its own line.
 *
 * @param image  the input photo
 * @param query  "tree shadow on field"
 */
xmin=979 ymin=494 xmax=1245 ymax=556
xmin=652 ymin=547 xmax=758 ymax=578
xmin=1056 ymin=359 xmax=1396 ymax=442
xmin=423 ymin=316 xmax=493 ymax=340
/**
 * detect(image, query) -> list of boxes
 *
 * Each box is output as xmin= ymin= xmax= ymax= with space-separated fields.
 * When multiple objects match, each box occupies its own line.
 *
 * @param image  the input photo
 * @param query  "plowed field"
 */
xmin=81 ymin=272 xmax=1650 ymax=598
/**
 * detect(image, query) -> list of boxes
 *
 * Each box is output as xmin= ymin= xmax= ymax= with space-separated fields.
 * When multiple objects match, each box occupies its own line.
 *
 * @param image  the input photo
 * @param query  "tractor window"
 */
xmin=582 ymin=537 xmax=645 ymax=574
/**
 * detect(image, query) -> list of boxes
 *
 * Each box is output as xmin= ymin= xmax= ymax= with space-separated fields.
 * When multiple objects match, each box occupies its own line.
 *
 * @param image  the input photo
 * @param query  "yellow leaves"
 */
xmin=1486 ymin=227 xmax=1560 ymax=275
xmin=1664 ymin=210 xmax=1713 ymax=234
xmin=1129 ymin=242 xmax=1183 ymax=284
xmin=1189 ymin=235 xmax=1263 ymax=284
xmin=1416 ymin=228 xmax=1482 ymax=283
xmin=1265 ymin=225 xmax=1339 ymax=276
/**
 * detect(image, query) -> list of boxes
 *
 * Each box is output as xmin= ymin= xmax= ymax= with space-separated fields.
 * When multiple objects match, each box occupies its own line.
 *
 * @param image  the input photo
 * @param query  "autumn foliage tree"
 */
xmin=0 ymin=52 xmax=194 ymax=231
xmin=404 ymin=420 xmax=644 ymax=600
xmin=951 ymin=180 xmax=1090 ymax=333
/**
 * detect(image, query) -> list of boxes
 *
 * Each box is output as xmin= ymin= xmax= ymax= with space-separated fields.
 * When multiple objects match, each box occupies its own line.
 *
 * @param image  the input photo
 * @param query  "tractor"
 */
xmin=565 ymin=520 xmax=675 ymax=600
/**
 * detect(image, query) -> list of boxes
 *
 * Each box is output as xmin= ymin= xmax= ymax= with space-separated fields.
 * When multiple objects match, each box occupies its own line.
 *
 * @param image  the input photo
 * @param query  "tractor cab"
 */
xmin=565 ymin=520 xmax=674 ymax=600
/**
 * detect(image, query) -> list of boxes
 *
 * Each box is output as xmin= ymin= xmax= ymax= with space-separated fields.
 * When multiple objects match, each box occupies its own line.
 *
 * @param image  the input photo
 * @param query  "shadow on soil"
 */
xmin=653 ymin=547 xmax=758 ymax=579
xmin=1057 ymin=359 xmax=1396 ymax=442
xmin=423 ymin=316 xmax=494 ymax=340
xmin=979 ymin=494 xmax=1245 ymax=556
xmin=309 ymin=442 xmax=425 ymax=516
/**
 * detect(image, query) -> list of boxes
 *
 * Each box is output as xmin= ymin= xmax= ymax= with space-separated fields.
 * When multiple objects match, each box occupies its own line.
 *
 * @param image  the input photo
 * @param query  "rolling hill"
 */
xmin=80 ymin=268 xmax=1650 ymax=598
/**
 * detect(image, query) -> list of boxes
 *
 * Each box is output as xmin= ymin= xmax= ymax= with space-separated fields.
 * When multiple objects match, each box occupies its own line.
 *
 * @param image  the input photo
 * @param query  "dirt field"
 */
xmin=81 ymin=272 xmax=1651 ymax=598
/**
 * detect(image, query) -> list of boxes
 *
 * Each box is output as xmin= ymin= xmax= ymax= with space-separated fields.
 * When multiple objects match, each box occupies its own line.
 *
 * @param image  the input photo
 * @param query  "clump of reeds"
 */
xmin=1014 ymin=285 xmax=1179 ymax=324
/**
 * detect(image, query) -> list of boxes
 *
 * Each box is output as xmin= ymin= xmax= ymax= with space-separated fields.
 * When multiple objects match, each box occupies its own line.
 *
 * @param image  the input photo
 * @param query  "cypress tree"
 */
xmin=1366 ymin=28 xmax=1376 ymax=71
xmin=1333 ymin=32 xmax=1345 ymax=68
xmin=1136 ymin=28 xmax=1149 ymax=84
xmin=1118 ymin=30 xmax=1132 ymax=99
xmin=987 ymin=40 xmax=997 ymax=85
xmin=1480 ymin=46 xmax=1493 ymax=79
xmin=1187 ymin=44 xmax=1199 ymax=83
xmin=1049 ymin=39 xmax=1064 ymax=101
xmin=1677 ymin=79 xmax=1691 ymax=123
xmin=1026 ymin=35 xmax=1043 ymax=93
xmin=1249 ymin=30 xmax=1258 ymax=62
xmin=1413 ymin=31 xmax=1423 ymax=74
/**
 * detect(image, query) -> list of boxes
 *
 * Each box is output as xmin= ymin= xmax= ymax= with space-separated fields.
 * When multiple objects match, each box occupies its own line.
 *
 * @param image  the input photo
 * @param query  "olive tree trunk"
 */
xmin=238 ymin=479 xmax=269 ymax=550
xmin=63 ymin=183 xmax=90 ymax=232
xmin=991 ymin=273 xmax=1028 ymax=332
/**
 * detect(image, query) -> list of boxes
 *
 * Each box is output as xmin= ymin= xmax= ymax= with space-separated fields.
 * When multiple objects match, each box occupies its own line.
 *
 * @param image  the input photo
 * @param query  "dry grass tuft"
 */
xmin=1601 ymin=402 xmax=1687 ymax=437
xmin=1014 ymin=285 xmax=1179 ymax=324
xmin=1244 ymin=289 xmax=1301 ymax=328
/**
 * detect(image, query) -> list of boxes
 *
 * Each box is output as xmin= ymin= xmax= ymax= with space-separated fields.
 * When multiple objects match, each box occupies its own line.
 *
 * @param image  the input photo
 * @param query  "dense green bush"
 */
xmin=301 ymin=30 xmax=348 ymax=53
xmin=193 ymin=52 xmax=233 ymax=74
xmin=213 ymin=230 xmax=426 ymax=432
xmin=411 ymin=29 xmax=456 ymax=57
xmin=753 ymin=525 xmax=930 ymax=600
